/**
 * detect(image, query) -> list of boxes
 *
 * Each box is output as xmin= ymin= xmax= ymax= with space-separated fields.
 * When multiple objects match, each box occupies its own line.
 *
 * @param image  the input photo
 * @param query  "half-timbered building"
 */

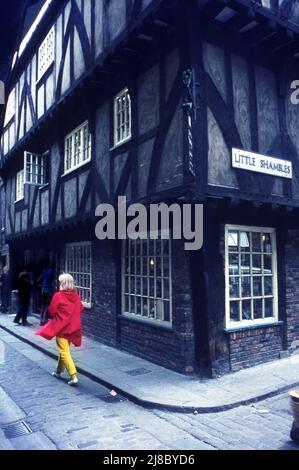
xmin=1 ymin=0 xmax=299 ymax=376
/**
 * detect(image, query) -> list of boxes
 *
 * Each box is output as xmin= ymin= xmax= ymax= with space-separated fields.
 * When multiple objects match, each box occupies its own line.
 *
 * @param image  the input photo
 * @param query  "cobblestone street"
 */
xmin=0 ymin=329 xmax=298 ymax=451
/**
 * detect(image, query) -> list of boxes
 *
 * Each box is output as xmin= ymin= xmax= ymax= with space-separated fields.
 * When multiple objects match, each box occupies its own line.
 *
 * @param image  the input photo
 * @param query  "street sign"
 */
xmin=232 ymin=148 xmax=292 ymax=179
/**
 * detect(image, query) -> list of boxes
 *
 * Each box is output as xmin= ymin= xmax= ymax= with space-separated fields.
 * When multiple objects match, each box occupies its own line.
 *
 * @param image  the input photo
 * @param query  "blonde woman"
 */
xmin=36 ymin=273 xmax=84 ymax=386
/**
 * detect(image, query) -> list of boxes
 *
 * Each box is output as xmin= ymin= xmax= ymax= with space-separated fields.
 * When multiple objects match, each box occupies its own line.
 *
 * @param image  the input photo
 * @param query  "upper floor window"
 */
xmin=16 ymin=170 xmax=24 ymax=202
xmin=24 ymin=152 xmax=46 ymax=186
xmin=64 ymin=121 xmax=91 ymax=174
xmin=122 ymin=238 xmax=172 ymax=324
xmin=38 ymin=26 xmax=55 ymax=80
xmin=114 ymin=88 xmax=131 ymax=146
xmin=225 ymin=225 xmax=278 ymax=329
xmin=4 ymin=88 xmax=16 ymax=126
xmin=66 ymin=242 xmax=91 ymax=308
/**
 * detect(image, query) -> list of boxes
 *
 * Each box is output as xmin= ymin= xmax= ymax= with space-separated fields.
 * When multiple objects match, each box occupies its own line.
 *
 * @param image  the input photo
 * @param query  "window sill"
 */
xmin=119 ymin=312 xmax=173 ymax=330
xmin=110 ymin=136 xmax=132 ymax=152
xmin=15 ymin=198 xmax=24 ymax=204
xmin=62 ymin=158 xmax=91 ymax=177
xmin=38 ymin=183 xmax=49 ymax=191
xmin=224 ymin=320 xmax=283 ymax=334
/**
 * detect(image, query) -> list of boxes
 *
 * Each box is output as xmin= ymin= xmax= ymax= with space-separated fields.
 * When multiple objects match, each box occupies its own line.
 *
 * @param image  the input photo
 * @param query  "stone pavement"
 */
xmin=1 ymin=312 xmax=299 ymax=412
xmin=1 ymin=332 xmax=296 ymax=450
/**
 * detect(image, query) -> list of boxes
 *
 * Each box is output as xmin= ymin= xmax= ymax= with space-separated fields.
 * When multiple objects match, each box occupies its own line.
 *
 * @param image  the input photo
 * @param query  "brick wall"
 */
xmin=84 ymin=239 xmax=118 ymax=347
xmin=228 ymin=325 xmax=282 ymax=372
xmin=285 ymin=229 xmax=299 ymax=350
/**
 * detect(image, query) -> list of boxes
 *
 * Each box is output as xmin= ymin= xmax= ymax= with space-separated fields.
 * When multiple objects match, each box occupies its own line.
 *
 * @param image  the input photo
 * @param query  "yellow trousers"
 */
xmin=56 ymin=337 xmax=77 ymax=377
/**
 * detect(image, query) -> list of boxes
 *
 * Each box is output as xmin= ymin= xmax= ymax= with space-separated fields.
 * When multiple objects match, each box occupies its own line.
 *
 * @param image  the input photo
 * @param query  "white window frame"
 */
xmin=65 ymin=242 xmax=92 ymax=308
xmin=24 ymin=151 xmax=46 ymax=186
xmin=4 ymin=88 xmax=16 ymax=126
xmin=114 ymin=88 xmax=132 ymax=147
xmin=16 ymin=170 xmax=25 ymax=202
xmin=225 ymin=225 xmax=278 ymax=329
xmin=122 ymin=236 xmax=172 ymax=326
xmin=64 ymin=121 xmax=91 ymax=175
xmin=38 ymin=25 xmax=55 ymax=81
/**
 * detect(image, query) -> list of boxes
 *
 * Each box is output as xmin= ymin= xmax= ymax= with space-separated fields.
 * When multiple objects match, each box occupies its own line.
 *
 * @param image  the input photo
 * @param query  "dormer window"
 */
xmin=4 ymin=88 xmax=16 ymax=126
xmin=114 ymin=88 xmax=131 ymax=146
xmin=38 ymin=26 xmax=55 ymax=80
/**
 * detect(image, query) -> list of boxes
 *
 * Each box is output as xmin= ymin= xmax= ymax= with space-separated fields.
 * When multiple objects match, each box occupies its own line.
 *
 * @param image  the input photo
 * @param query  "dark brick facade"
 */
xmin=76 ymin=238 xmax=196 ymax=374
xmin=85 ymin=239 xmax=118 ymax=347
xmin=285 ymin=229 xmax=299 ymax=351
xmin=228 ymin=325 xmax=283 ymax=372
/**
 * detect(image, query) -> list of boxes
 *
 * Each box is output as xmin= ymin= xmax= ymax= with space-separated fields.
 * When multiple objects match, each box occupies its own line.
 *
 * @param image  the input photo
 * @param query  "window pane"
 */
xmin=149 ymin=258 xmax=155 ymax=275
xmin=253 ymin=276 xmax=262 ymax=297
xmin=230 ymin=302 xmax=240 ymax=322
xmin=241 ymin=254 xmax=250 ymax=275
xmin=241 ymin=276 xmax=251 ymax=298
xmin=265 ymin=298 xmax=273 ymax=318
xmin=149 ymin=299 xmax=155 ymax=319
xmin=229 ymin=253 xmax=239 ymax=275
xmin=253 ymin=298 xmax=263 ymax=319
xmin=242 ymin=299 xmax=251 ymax=320
xmin=229 ymin=276 xmax=239 ymax=298
xmin=252 ymin=254 xmax=262 ymax=275
xmin=156 ymin=257 xmax=162 ymax=277
xmin=252 ymin=232 xmax=262 ymax=252
xmin=264 ymin=255 xmax=272 ymax=274
xmin=228 ymin=231 xmax=238 ymax=252
xmin=264 ymin=276 xmax=273 ymax=296
xmin=142 ymin=298 xmax=148 ymax=316
xmin=164 ymin=302 xmax=170 ymax=322
xmin=262 ymin=233 xmax=272 ymax=254
xmin=136 ymin=297 xmax=141 ymax=316
xmin=240 ymin=232 xmax=250 ymax=252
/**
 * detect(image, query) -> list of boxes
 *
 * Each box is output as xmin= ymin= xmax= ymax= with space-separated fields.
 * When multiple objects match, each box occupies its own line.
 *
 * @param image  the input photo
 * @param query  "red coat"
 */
xmin=35 ymin=290 xmax=84 ymax=346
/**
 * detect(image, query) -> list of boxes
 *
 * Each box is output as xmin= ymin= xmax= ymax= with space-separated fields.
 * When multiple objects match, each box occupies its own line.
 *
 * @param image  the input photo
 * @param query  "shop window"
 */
xmin=225 ymin=225 xmax=278 ymax=328
xmin=122 ymin=238 xmax=172 ymax=324
xmin=66 ymin=242 xmax=91 ymax=308
xmin=38 ymin=26 xmax=55 ymax=80
xmin=64 ymin=121 xmax=91 ymax=173
xmin=114 ymin=88 xmax=131 ymax=146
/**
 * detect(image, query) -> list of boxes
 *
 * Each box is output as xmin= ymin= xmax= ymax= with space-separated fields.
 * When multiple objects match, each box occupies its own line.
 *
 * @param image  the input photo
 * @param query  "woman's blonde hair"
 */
xmin=59 ymin=273 xmax=75 ymax=291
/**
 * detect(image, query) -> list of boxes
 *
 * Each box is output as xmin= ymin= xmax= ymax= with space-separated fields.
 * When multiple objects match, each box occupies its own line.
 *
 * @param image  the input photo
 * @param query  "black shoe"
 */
xmin=22 ymin=321 xmax=32 ymax=326
xmin=13 ymin=319 xmax=21 ymax=325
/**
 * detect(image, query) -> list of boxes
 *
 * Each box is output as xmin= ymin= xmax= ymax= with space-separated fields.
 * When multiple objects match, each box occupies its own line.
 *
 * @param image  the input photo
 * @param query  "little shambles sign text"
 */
xmin=232 ymin=148 xmax=292 ymax=179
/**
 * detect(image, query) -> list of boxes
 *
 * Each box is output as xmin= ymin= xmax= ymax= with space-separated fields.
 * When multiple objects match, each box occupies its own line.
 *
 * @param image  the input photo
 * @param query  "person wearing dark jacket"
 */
xmin=0 ymin=266 xmax=11 ymax=313
xmin=35 ymin=273 xmax=84 ymax=386
xmin=13 ymin=270 xmax=32 ymax=326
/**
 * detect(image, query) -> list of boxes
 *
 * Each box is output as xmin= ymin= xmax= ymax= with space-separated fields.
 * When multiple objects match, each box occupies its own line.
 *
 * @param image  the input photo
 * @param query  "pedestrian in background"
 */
xmin=35 ymin=273 xmax=84 ymax=386
xmin=38 ymin=266 xmax=55 ymax=326
xmin=13 ymin=270 xmax=32 ymax=326
xmin=0 ymin=266 xmax=11 ymax=313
